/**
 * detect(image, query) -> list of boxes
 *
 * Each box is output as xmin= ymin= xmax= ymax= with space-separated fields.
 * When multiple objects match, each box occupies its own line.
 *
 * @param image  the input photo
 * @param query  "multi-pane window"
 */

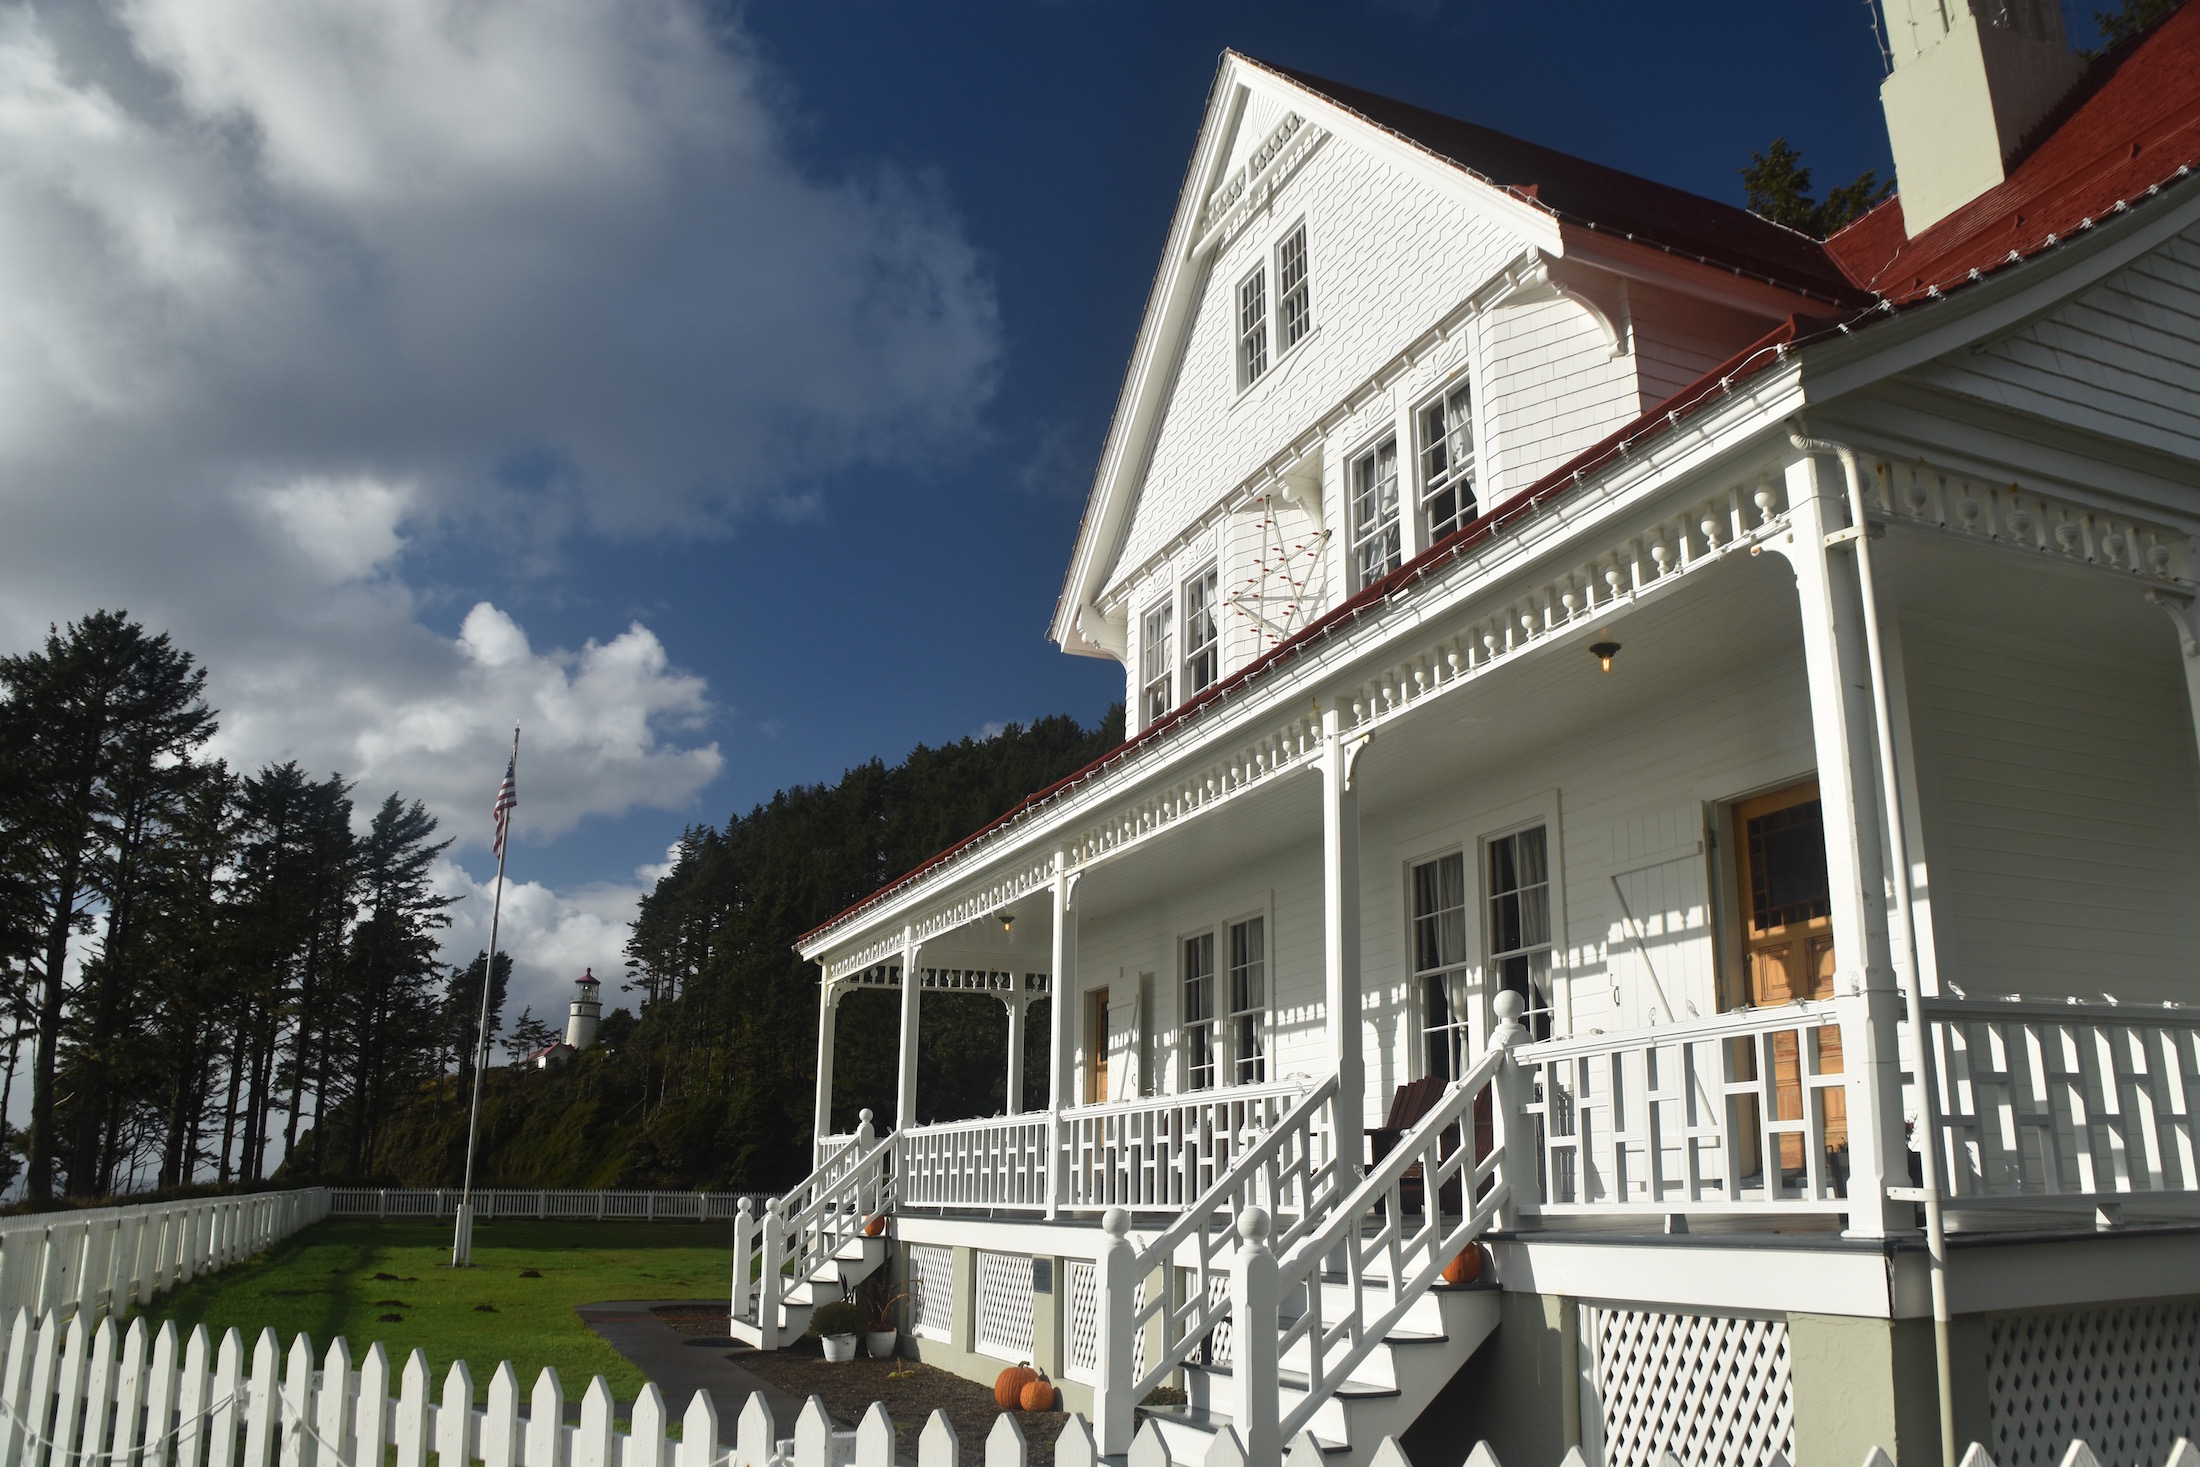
xmin=1417 ymin=384 xmax=1477 ymax=544
xmin=1141 ymin=601 xmax=1173 ymax=727
xmin=1412 ymin=854 xmax=1469 ymax=1083
xmin=1238 ymin=268 xmax=1268 ymax=386
xmin=1227 ymin=916 xmax=1266 ymax=1085
xmin=1182 ymin=567 xmax=1219 ymax=697
xmin=1351 ymin=439 xmax=1402 ymax=589
xmin=1278 ymin=225 xmax=1311 ymax=352
xmin=1488 ymin=827 xmax=1554 ymax=1040
xmin=1183 ymin=932 xmax=1216 ymax=1090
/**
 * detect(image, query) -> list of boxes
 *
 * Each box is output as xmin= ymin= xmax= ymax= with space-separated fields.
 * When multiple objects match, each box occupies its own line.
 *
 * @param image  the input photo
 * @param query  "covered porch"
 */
xmin=806 ymin=437 xmax=2200 ymax=1238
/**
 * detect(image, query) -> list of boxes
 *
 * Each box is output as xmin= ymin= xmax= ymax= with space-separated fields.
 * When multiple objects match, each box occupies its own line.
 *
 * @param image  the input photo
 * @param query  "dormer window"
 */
xmin=1238 ymin=267 xmax=1269 ymax=386
xmin=1350 ymin=438 xmax=1401 ymax=589
xmin=1183 ymin=566 xmax=1219 ymax=696
xmin=1277 ymin=225 xmax=1311 ymax=352
xmin=1417 ymin=383 xmax=1477 ymax=544
xmin=1141 ymin=600 xmax=1174 ymax=726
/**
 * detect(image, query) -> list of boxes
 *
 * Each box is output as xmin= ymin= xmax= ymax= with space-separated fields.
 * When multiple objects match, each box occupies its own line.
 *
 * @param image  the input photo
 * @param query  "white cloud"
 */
xmin=436 ymin=856 xmax=643 ymax=1042
xmin=0 ymin=0 xmax=1001 ymax=873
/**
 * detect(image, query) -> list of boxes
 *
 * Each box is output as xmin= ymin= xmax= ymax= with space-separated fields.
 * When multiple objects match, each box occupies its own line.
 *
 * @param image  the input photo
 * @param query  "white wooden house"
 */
xmin=735 ymin=7 xmax=2200 ymax=1466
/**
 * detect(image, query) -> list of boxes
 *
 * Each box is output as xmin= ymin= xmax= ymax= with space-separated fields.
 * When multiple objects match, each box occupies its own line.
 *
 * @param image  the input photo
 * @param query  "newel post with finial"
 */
xmin=1092 ymin=1207 xmax=1138 ymax=1456
xmin=755 ymin=1196 xmax=785 ymax=1352
xmin=1231 ymin=1205 xmax=1282 ymax=1467
xmin=1489 ymin=989 xmax=1534 ymax=1230
xmin=730 ymin=1198 xmax=754 ymax=1320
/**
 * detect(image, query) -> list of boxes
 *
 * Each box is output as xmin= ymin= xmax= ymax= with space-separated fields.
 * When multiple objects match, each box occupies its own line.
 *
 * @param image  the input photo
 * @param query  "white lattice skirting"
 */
xmin=977 ymin=1250 xmax=1035 ymax=1360
xmin=1586 ymin=1306 xmax=1795 ymax=1467
xmin=1989 ymin=1302 xmax=2200 ymax=1467
xmin=909 ymin=1243 xmax=954 ymax=1341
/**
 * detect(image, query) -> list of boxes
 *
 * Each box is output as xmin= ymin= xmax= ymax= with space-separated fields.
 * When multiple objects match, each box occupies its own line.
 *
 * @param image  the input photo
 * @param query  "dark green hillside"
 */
xmin=307 ymin=708 xmax=1123 ymax=1192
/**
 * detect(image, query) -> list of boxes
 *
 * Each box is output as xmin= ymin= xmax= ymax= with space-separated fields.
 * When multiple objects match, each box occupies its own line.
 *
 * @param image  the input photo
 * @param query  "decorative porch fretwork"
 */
xmin=831 ymin=964 xmax=1048 ymax=998
xmin=1868 ymin=455 xmax=2194 ymax=586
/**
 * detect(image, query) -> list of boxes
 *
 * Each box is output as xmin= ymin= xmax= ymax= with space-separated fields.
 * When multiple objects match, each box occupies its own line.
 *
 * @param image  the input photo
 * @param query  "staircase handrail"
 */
xmin=1128 ymin=1074 xmax=1340 ymax=1400
xmin=1091 ymin=1075 xmax=1341 ymax=1454
xmin=732 ymin=1108 xmax=892 ymax=1348
xmin=1264 ymin=1031 xmax=1515 ymax=1447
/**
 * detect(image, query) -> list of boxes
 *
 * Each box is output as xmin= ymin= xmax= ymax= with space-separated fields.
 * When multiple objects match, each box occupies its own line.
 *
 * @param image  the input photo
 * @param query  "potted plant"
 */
xmin=860 ymin=1280 xmax=914 ymax=1360
xmin=808 ymin=1298 xmax=862 ymax=1362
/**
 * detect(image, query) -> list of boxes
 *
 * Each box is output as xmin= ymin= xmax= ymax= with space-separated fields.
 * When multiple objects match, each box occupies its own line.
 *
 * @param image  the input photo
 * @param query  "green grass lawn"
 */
xmin=139 ymin=1220 xmax=728 ymax=1401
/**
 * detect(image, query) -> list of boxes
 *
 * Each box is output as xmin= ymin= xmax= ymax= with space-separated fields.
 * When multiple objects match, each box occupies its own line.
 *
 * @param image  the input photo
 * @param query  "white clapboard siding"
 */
xmin=1913 ymin=223 xmax=2200 ymax=460
xmin=1903 ymin=615 xmax=2200 ymax=1002
xmin=0 ymin=1190 xmax=329 ymax=1327
xmin=1107 ymin=128 xmax=1516 ymax=592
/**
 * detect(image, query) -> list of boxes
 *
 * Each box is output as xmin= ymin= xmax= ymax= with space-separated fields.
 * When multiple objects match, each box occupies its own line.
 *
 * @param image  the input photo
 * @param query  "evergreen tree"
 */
xmin=0 ymin=612 xmax=216 ymax=1201
xmin=1740 ymin=137 xmax=1892 ymax=237
xmin=2096 ymin=0 xmax=2180 ymax=47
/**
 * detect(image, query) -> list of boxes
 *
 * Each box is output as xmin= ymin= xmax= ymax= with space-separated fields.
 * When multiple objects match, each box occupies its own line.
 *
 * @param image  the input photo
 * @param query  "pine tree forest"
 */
xmin=0 ymin=609 xmax=1123 ymax=1204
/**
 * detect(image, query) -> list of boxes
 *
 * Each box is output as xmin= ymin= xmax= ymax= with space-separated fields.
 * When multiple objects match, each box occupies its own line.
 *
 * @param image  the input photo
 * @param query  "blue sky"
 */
xmin=5 ymin=0 xmax=2103 ymax=1020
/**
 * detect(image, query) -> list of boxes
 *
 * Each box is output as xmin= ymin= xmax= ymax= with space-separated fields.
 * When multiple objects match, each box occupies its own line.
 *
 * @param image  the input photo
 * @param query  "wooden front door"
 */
xmin=1084 ymin=987 xmax=1110 ymax=1105
xmin=1731 ymin=781 xmax=1847 ymax=1178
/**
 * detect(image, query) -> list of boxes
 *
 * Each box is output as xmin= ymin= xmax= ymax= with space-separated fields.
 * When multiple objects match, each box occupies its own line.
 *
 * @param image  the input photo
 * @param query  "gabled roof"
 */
xmin=1827 ymin=0 xmax=2200 ymax=301
xmin=1253 ymin=58 xmax=1872 ymax=309
xmin=805 ymin=14 xmax=2200 ymax=955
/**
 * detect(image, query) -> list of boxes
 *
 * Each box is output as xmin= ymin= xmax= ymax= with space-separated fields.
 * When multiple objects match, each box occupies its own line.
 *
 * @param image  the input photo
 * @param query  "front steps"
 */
xmin=727 ymin=1233 xmax=888 ymax=1347
xmin=1142 ymin=1279 xmax=1501 ymax=1467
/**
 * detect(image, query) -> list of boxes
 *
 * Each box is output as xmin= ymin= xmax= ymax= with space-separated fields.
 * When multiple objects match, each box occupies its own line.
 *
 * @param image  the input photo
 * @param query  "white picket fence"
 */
xmin=0 ymin=1302 xmax=2173 ymax=1467
xmin=327 ymin=1190 xmax=765 ymax=1223
xmin=0 ymin=1189 xmax=328 ymax=1326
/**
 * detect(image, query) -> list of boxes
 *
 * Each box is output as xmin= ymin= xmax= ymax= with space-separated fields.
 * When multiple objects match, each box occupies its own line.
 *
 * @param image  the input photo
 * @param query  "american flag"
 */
xmin=491 ymin=757 xmax=517 ymax=860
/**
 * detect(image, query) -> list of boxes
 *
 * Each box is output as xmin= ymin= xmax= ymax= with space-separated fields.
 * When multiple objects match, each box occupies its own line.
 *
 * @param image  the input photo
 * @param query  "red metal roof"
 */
xmin=796 ymin=12 xmax=2200 ymax=952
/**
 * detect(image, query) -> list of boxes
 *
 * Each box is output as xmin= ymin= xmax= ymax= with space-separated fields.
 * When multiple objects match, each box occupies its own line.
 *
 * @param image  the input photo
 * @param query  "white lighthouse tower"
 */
xmin=565 ymin=968 xmax=603 ymax=1051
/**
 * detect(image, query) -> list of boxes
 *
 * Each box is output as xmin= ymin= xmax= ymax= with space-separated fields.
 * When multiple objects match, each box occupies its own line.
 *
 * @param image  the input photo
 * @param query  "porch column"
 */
xmin=1004 ymin=982 xmax=1027 ymax=1116
xmin=1772 ymin=458 xmax=1910 ymax=1239
xmin=896 ymin=926 xmax=922 ymax=1132
xmin=812 ymin=969 xmax=840 ymax=1165
xmin=1320 ymin=706 xmax=1367 ymax=1169
xmin=1046 ymin=850 xmax=1078 ymax=1218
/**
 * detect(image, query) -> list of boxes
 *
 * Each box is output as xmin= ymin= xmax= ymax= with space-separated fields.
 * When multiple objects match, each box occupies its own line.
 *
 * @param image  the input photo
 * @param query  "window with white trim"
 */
xmin=1487 ymin=826 xmax=1554 ymax=1040
xmin=1182 ymin=931 xmax=1216 ymax=1090
xmin=1278 ymin=225 xmax=1311 ymax=351
xmin=1141 ymin=600 xmax=1173 ymax=726
xmin=1183 ymin=566 xmax=1219 ymax=697
xmin=1351 ymin=438 xmax=1401 ymax=589
xmin=1227 ymin=916 xmax=1266 ymax=1085
xmin=1238 ymin=267 xmax=1268 ymax=386
xmin=1412 ymin=853 xmax=1469 ymax=1082
xmin=1417 ymin=383 xmax=1477 ymax=544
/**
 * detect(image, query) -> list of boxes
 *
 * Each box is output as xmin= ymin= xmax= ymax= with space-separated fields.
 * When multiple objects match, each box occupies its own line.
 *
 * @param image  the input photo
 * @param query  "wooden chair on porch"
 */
xmin=1367 ymin=1077 xmax=1493 ymax=1217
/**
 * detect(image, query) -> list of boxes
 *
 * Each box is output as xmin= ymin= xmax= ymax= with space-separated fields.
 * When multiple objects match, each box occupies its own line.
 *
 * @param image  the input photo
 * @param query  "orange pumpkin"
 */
xmin=994 ymin=1363 xmax=1038 ymax=1409
xmin=1019 ymin=1376 xmax=1056 ymax=1412
xmin=1441 ymin=1244 xmax=1485 ymax=1286
xmin=863 ymin=1214 xmax=886 ymax=1238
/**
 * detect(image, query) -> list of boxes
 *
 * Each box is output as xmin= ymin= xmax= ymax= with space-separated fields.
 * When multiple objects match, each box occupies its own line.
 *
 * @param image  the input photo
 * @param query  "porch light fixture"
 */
xmin=998 ymin=911 xmax=1015 ymax=935
xmin=1590 ymin=641 xmax=1621 ymax=673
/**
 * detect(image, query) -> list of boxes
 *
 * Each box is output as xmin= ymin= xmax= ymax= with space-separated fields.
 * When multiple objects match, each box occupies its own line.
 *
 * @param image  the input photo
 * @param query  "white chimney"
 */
xmin=1879 ymin=0 xmax=2086 ymax=234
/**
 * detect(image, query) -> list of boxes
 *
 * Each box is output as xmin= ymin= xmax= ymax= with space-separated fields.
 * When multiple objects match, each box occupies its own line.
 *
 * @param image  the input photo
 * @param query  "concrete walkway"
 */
xmin=575 ymin=1301 xmax=801 ymax=1430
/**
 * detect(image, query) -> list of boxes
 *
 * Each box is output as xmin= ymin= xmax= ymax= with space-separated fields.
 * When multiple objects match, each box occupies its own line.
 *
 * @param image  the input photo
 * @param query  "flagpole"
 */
xmin=454 ymin=725 xmax=518 ymax=1268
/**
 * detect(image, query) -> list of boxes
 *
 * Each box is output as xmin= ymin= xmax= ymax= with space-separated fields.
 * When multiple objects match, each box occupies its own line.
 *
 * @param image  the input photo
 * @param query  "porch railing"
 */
xmin=897 ymin=1114 xmax=1053 ymax=1211
xmin=1925 ymin=997 xmax=2200 ymax=1210
xmin=1509 ymin=1000 xmax=1853 ymax=1216
xmin=1063 ymin=1079 xmax=1315 ymax=1212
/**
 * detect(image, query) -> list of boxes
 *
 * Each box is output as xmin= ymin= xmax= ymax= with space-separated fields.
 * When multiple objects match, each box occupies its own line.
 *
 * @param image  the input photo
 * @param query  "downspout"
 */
xmin=1791 ymin=431 xmax=1955 ymax=1467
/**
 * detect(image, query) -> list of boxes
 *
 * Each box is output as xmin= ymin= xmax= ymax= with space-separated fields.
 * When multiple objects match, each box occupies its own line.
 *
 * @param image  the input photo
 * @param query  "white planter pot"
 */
xmin=865 ymin=1330 xmax=897 ymax=1359
xmin=821 ymin=1334 xmax=857 ymax=1363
